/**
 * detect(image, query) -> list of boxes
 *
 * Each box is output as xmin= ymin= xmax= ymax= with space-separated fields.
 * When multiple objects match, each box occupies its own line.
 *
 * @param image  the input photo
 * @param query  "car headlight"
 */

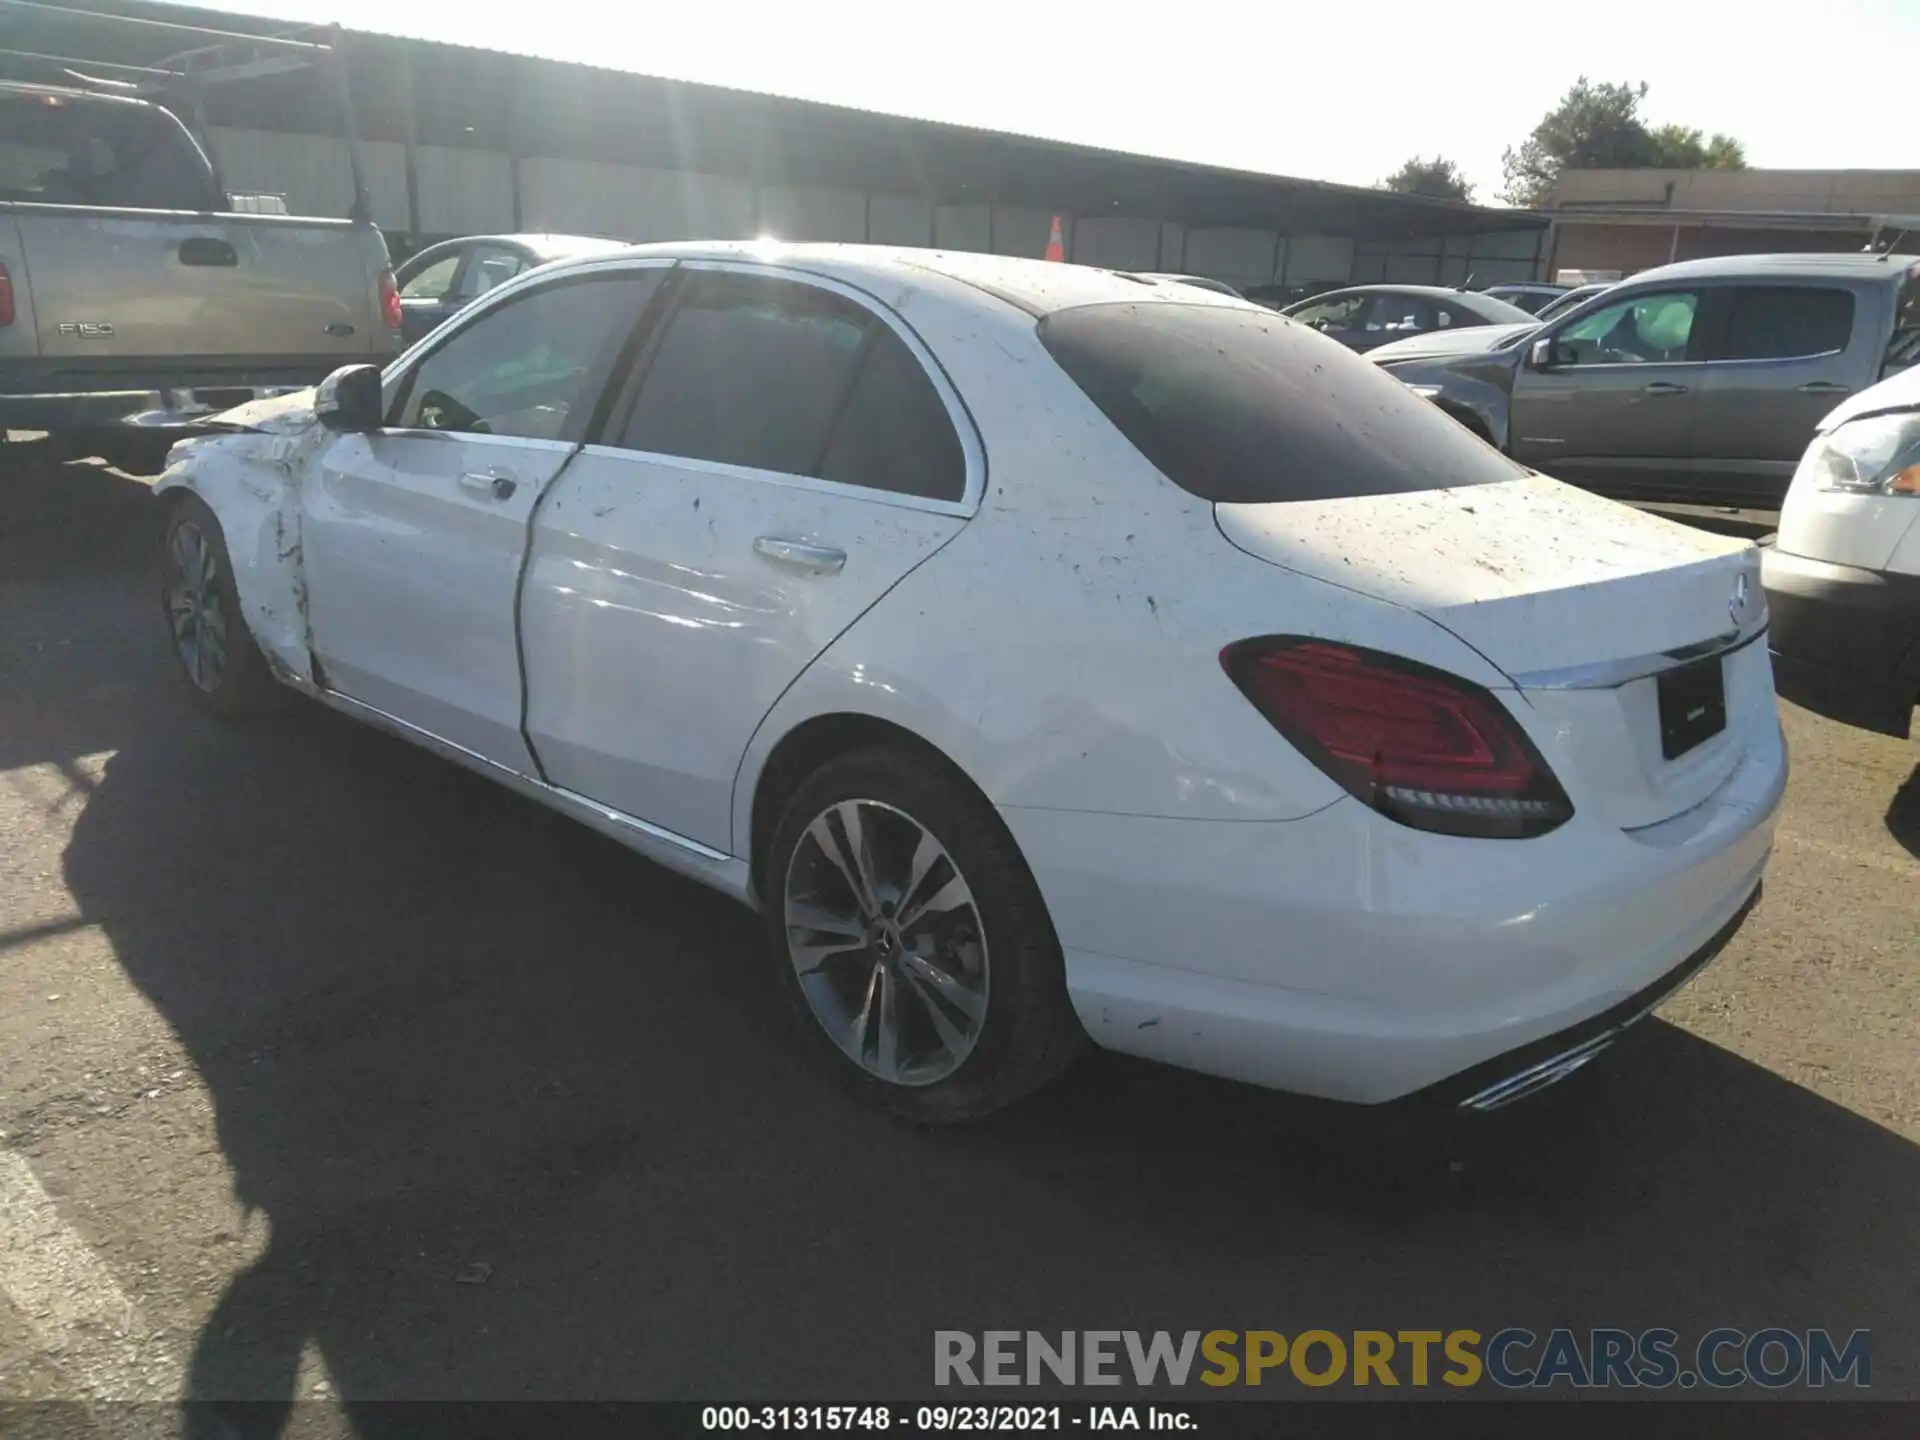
xmin=1797 ymin=410 xmax=1920 ymax=496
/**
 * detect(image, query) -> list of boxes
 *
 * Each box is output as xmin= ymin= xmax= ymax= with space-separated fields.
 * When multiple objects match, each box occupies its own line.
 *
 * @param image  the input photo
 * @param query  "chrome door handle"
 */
xmin=754 ymin=536 xmax=846 ymax=574
xmin=1642 ymin=381 xmax=1688 ymax=396
xmin=459 ymin=470 xmax=517 ymax=500
xmin=1797 ymin=381 xmax=1849 ymax=396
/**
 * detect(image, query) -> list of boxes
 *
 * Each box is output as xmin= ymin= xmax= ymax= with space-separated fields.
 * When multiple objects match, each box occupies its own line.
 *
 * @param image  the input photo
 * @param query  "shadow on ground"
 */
xmin=5 ymin=446 xmax=1915 ymax=1433
xmin=1887 ymin=764 xmax=1920 ymax=860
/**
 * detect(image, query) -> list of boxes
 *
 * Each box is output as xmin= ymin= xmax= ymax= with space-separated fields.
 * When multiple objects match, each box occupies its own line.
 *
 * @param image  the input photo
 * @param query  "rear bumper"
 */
xmin=0 ymin=359 xmax=386 ymax=436
xmin=1 ymin=384 xmax=312 ymax=435
xmin=1762 ymin=542 xmax=1920 ymax=738
xmin=1421 ymin=884 xmax=1759 ymax=1111
xmin=1007 ymin=717 xmax=1785 ymax=1105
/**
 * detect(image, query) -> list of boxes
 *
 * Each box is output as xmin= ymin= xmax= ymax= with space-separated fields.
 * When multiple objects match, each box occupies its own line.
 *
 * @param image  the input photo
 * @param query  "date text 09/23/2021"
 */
xmin=702 ymin=1407 xmax=1187 ymax=1431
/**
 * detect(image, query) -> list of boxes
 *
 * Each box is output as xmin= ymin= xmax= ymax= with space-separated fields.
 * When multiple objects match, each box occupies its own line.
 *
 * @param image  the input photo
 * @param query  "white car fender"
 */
xmin=154 ymin=410 xmax=330 ymax=684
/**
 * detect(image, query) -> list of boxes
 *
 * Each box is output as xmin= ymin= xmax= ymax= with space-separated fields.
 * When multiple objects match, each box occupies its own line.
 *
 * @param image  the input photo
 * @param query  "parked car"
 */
xmin=1369 ymin=253 xmax=1920 ymax=506
xmin=393 ymin=233 xmax=629 ymax=343
xmin=156 ymin=243 xmax=1781 ymax=1121
xmin=1133 ymin=273 xmax=1244 ymax=299
xmin=0 ymin=77 xmax=400 ymax=472
xmin=1279 ymin=285 xmax=1536 ymax=352
xmin=1241 ymin=283 xmax=1325 ymax=310
xmin=1763 ymin=361 xmax=1920 ymax=737
xmin=1482 ymin=282 xmax=1568 ymax=314
xmin=1535 ymin=281 xmax=1617 ymax=322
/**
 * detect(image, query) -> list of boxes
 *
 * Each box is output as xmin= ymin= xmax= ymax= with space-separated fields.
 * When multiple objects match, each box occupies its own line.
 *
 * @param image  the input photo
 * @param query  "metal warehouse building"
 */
xmin=5 ymin=0 xmax=1549 ymax=293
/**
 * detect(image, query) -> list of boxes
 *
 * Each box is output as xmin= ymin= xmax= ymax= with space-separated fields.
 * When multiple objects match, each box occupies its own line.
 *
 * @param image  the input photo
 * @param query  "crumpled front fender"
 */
xmin=154 ymin=420 xmax=329 ymax=683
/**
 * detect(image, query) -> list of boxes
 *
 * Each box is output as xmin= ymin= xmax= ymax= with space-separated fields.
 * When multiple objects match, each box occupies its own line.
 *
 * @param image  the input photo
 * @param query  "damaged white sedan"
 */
xmin=157 ymin=243 xmax=1786 ymax=1120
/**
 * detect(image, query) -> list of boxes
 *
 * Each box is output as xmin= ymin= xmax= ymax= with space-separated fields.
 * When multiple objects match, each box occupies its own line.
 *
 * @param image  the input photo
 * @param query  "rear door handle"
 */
xmin=178 ymin=237 xmax=238 ymax=267
xmin=458 ymin=470 xmax=518 ymax=500
xmin=1642 ymin=381 xmax=1688 ymax=396
xmin=1796 ymin=381 xmax=1850 ymax=396
xmin=754 ymin=536 xmax=846 ymax=574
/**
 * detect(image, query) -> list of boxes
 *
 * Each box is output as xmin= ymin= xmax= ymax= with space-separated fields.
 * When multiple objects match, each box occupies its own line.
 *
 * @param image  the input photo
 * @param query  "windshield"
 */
xmin=1037 ymin=301 xmax=1525 ymax=504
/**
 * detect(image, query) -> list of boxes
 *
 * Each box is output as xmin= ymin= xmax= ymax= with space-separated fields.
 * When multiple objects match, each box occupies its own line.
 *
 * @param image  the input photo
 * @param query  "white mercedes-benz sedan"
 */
xmin=155 ymin=242 xmax=1786 ymax=1121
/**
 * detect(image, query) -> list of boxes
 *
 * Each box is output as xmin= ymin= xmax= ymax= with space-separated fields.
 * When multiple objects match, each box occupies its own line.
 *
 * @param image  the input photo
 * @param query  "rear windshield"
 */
xmin=1037 ymin=302 xmax=1526 ymax=503
xmin=0 ymin=91 xmax=217 ymax=211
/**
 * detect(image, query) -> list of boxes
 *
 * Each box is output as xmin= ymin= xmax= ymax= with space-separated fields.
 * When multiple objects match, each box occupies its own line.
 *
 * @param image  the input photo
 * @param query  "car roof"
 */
xmin=542 ymin=241 xmax=1254 ymax=316
xmin=427 ymin=232 xmax=628 ymax=260
xmin=1295 ymin=284 xmax=1480 ymax=301
xmin=1625 ymin=252 xmax=1920 ymax=285
xmin=521 ymin=233 xmax=633 ymax=260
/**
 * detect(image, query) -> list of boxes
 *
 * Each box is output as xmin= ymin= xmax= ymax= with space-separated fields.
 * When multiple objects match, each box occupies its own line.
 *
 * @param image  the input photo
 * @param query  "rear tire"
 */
xmin=160 ymin=494 xmax=284 ymax=718
xmin=764 ymin=745 xmax=1083 ymax=1122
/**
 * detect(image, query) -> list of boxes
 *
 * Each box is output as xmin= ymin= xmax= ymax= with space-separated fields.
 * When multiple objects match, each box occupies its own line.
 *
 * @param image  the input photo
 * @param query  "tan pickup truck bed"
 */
xmin=0 ymin=81 xmax=400 ymax=462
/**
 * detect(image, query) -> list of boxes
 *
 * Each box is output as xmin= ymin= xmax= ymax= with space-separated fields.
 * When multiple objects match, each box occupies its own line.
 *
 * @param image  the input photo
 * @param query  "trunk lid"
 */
xmin=1216 ymin=474 xmax=1771 ymax=829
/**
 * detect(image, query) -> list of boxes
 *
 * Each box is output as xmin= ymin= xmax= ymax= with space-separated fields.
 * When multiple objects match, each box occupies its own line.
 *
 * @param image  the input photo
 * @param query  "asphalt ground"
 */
xmin=1 ymin=440 xmax=1915 ymax=1433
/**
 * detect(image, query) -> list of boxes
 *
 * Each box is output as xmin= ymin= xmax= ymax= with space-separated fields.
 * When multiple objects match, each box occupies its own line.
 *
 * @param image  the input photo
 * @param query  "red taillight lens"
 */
xmin=1221 ymin=637 xmax=1572 ymax=839
xmin=0 ymin=261 xmax=13 ymax=328
xmin=378 ymin=267 xmax=402 ymax=332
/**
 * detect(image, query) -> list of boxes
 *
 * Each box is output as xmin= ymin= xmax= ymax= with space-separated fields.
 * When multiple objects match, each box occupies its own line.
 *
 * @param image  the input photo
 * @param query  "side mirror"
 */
xmin=314 ymin=364 xmax=384 ymax=432
xmin=1529 ymin=336 xmax=1567 ymax=370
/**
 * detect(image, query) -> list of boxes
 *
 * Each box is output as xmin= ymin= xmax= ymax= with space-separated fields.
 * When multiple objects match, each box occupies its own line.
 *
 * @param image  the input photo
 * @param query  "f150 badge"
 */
xmin=57 ymin=322 xmax=115 ymax=339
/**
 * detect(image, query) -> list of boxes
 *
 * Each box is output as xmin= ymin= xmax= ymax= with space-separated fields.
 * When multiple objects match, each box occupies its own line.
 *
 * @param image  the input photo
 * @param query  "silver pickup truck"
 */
xmin=0 ymin=78 xmax=401 ymax=470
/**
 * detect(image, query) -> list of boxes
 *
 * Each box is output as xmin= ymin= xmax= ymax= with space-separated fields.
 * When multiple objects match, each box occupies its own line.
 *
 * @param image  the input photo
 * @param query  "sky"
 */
xmin=192 ymin=0 xmax=1920 ymax=205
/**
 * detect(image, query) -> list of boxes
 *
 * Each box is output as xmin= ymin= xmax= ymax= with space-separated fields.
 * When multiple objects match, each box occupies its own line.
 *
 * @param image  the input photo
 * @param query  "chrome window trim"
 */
xmin=369 ymin=429 xmax=579 ymax=455
xmin=1511 ymin=619 xmax=1768 ymax=692
xmin=1697 ymin=348 xmax=1847 ymax=368
xmin=1532 ymin=359 xmax=1700 ymax=371
xmin=590 ymin=257 xmax=986 ymax=516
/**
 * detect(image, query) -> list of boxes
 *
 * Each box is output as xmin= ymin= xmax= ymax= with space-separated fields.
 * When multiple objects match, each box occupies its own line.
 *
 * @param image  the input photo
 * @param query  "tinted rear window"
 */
xmin=1713 ymin=286 xmax=1855 ymax=361
xmin=0 ymin=91 xmax=216 ymax=210
xmin=1037 ymin=302 xmax=1526 ymax=503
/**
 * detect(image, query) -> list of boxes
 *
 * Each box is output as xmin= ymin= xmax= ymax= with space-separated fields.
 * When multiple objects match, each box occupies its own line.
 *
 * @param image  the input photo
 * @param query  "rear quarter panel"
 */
xmin=730 ymin=279 xmax=1520 ymax=847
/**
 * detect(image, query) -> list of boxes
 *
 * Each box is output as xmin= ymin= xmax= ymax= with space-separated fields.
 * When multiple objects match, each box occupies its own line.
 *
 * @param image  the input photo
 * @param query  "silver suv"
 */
xmin=1368 ymin=253 xmax=1920 ymax=507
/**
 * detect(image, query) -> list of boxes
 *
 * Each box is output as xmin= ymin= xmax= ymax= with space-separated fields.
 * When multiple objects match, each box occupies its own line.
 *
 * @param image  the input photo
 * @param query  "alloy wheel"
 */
xmin=783 ymin=798 xmax=990 ymax=1086
xmin=165 ymin=519 xmax=228 ymax=693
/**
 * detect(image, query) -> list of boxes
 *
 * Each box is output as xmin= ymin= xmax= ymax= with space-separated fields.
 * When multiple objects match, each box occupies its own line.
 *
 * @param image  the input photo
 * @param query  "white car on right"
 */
xmin=1763 ymin=362 xmax=1920 ymax=738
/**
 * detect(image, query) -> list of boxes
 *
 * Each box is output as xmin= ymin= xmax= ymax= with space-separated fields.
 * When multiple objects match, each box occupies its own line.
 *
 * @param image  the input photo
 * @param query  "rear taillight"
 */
xmin=1221 ymin=637 xmax=1572 ymax=839
xmin=0 ymin=262 xmax=13 ymax=327
xmin=378 ymin=267 xmax=402 ymax=332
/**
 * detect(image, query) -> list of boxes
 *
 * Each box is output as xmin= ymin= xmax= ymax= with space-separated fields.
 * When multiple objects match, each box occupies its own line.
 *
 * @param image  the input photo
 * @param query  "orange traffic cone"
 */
xmin=1044 ymin=215 xmax=1065 ymax=263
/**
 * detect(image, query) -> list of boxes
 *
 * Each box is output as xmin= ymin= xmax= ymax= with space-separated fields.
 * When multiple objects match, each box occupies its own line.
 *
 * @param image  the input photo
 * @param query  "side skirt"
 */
xmin=280 ymin=672 xmax=757 ymax=907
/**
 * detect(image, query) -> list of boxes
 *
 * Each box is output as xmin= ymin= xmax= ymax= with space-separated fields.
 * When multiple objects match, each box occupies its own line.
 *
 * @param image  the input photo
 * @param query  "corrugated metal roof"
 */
xmin=13 ymin=0 xmax=1548 ymax=238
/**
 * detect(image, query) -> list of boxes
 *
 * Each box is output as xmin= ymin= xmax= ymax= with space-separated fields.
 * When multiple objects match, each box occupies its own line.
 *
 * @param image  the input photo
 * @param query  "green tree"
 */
xmin=1648 ymin=123 xmax=1748 ymax=170
xmin=1501 ymin=78 xmax=1746 ymax=207
xmin=1380 ymin=156 xmax=1475 ymax=203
